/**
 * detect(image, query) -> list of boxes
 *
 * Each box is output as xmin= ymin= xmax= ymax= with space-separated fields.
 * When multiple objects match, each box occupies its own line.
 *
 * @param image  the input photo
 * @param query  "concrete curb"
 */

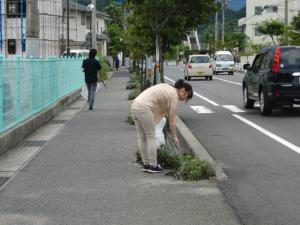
xmin=0 ymin=89 xmax=82 ymax=157
xmin=175 ymin=115 xmax=228 ymax=181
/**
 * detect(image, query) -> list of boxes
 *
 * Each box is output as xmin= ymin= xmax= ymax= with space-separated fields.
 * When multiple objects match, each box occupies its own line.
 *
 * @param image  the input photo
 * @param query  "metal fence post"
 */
xmin=29 ymin=56 xmax=34 ymax=113
xmin=16 ymin=56 xmax=21 ymax=122
xmin=0 ymin=55 xmax=4 ymax=132
xmin=40 ymin=56 xmax=44 ymax=109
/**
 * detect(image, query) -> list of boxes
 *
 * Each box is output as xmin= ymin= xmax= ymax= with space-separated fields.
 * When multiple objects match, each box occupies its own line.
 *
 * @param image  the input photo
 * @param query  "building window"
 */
xmin=8 ymin=39 xmax=16 ymax=54
xmin=265 ymin=5 xmax=278 ymax=13
xmin=7 ymin=0 xmax=26 ymax=18
xmin=255 ymin=6 xmax=262 ymax=15
xmin=81 ymin=12 xmax=85 ymax=25
xmin=97 ymin=21 xmax=99 ymax=33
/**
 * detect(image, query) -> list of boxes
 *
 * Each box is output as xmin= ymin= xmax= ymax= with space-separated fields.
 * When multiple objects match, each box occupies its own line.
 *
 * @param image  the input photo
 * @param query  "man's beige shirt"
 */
xmin=132 ymin=84 xmax=178 ymax=123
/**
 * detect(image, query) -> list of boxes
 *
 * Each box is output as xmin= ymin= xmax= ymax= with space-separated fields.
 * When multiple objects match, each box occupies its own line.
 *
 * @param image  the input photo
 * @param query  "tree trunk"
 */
xmin=159 ymin=45 xmax=164 ymax=83
xmin=155 ymin=33 xmax=160 ymax=84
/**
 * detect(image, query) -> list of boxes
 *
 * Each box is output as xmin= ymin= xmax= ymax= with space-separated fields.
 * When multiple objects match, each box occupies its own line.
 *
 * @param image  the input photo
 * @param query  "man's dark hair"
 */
xmin=89 ymin=49 xmax=97 ymax=59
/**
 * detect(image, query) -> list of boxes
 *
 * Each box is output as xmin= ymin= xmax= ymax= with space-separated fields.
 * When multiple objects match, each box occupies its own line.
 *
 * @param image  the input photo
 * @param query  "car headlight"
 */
xmin=216 ymin=64 xmax=221 ymax=67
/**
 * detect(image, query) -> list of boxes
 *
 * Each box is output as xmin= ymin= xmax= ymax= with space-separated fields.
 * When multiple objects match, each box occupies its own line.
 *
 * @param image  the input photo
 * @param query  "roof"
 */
xmin=62 ymin=0 xmax=110 ymax=18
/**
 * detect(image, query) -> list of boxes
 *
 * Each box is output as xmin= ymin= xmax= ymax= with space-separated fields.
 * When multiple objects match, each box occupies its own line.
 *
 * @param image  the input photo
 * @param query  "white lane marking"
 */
xmin=222 ymin=105 xmax=245 ymax=113
xmin=190 ymin=106 xmax=214 ymax=114
xmin=165 ymin=76 xmax=220 ymax=106
xmin=214 ymin=77 xmax=242 ymax=86
xmin=233 ymin=114 xmax=300 ymax=154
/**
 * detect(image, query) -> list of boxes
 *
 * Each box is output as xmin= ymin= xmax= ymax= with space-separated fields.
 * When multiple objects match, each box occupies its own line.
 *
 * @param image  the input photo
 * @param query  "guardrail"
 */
xmin=0 ymin=56 xmax=84 ymax=134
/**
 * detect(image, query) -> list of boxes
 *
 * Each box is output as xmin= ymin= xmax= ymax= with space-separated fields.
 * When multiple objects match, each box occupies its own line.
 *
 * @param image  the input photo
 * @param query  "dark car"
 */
xmin=243 ymin=46 xmax=300 ymax=115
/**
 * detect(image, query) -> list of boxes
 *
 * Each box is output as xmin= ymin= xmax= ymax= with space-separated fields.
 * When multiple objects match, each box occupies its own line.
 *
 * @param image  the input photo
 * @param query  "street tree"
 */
xmin=257 ymin=19 xmax=285 ymax=45
xmin=290 ymin=11 xmax=300 ymax=45
xmin=126 ymin=0 xmax=218 ymax=83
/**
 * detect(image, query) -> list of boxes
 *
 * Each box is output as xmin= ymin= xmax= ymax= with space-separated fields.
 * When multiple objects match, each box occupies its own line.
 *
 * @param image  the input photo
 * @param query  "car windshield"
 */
xmin=280 ymin=48 xmax=300 ymax=68
xmin=217 ymin=54 xmax=233 ymax=61
xmin=190 ymin=56 xmax=209 ymax=63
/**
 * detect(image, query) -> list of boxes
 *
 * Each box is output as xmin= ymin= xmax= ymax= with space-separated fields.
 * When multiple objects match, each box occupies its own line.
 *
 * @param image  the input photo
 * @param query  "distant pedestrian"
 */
xmin=115 ymin=57 xmax=120 ymax=70
xmin=130 ymin=79 xmax=193 ymax=173
xmin=82 ymin=49 xmax=101 ymax=110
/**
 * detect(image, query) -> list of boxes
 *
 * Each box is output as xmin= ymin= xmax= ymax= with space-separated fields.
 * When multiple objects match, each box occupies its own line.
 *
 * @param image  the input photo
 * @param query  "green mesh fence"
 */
xmin=0 ymin=56 xmax=84 ymax=133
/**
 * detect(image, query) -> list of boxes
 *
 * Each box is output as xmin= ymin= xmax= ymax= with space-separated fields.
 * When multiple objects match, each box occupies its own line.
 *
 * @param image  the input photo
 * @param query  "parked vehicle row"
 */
xmin=183 ymin=50 xmax=235 ymax=81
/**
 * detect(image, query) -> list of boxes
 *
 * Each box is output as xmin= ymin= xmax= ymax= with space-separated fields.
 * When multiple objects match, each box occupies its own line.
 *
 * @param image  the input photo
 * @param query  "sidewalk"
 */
xmin=0 ymin=70 xmax=242 ymax=225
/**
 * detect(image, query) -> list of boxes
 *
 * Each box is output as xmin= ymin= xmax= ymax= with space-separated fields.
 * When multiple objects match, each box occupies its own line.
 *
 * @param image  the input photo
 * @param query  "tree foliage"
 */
xmin=257 ymin=19 xmax=285 ymax=45
xmin=290 ymin=11 xmax=300 ymax=45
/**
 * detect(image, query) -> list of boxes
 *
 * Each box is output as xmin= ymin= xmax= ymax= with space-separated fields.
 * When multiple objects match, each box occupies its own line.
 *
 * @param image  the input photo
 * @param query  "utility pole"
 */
xmin=215 ymin=11 xmax=218 ymax=43
xmin=67 ymin=0 xmax=70 ymax=55
xmin=221 ymin=0 xmax=226 ymax=45
xmin=284 ymin=0 xmax=288 ymax=25
xmin=26 ymin=0 xmax=40 ymax=58
xmin=92 ymin=0 xmax=96 ymax=49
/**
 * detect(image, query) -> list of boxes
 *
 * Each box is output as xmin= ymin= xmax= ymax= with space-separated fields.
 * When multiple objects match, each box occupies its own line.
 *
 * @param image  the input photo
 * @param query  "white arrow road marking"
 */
xmin=190 ymin=106 xmax=214 ymax=114
xmin=233 ymin=114 xmax=300 ymax=154
xmin=222 ymin=105 xmax=245 ymax=113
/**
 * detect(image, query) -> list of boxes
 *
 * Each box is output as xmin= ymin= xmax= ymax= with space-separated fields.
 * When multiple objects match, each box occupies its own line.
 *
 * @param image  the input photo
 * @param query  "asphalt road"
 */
xmin=164 ymin=64 xmax=300 ymax=225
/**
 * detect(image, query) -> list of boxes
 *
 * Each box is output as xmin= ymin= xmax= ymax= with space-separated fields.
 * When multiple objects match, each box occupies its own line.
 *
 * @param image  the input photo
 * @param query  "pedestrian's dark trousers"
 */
xmin=86 ymin=82 xmax=97 ymax=109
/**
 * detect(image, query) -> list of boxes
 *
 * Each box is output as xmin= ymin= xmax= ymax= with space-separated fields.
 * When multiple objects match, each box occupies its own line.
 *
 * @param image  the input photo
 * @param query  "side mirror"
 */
xmin=243 ymin=63 xmax=251 ymax=70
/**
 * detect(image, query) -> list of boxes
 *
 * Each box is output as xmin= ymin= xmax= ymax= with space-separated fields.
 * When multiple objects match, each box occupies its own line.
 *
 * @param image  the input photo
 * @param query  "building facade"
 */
xmin=62 ymin=0 xmax=110 ymax=57
xmin=238 ymin=0 xmax=300 ymax=44
xmin=0 ymin=0 xmax=109 ymax=58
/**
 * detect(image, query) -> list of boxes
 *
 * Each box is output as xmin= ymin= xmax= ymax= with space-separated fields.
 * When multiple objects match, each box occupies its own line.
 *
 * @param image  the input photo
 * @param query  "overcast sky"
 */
xmin=228 ymin=0 xmax=246 ymax=10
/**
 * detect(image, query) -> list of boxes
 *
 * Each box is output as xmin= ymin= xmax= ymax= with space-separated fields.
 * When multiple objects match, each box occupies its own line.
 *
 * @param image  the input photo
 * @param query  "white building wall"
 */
xmin=38 ymin=0 xmax=62 ymax=57
xmin=239 ymin=0 xmax=300 ymax=45
xmin=67 ymin=10 xmax=86 ymax=43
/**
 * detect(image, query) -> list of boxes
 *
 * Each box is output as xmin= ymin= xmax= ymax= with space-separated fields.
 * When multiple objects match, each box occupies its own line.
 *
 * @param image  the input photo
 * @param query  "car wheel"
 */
xmin=259 ymin=89 xmax=273 ymax=115
xmin=243 ymin=87 xmax=254 ymax=109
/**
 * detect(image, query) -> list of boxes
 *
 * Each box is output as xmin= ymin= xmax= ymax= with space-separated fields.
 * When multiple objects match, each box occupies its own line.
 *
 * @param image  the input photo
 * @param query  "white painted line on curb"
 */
xmin=214 ymin=77 xmax=242 ymax=86
xmin=190 ymin=106 xmax=214 ymax=114
xmin=223 ymin=105 xmax=245 ymax=113
xmin=165 ymin=76 xmax=220 ymax=106
xmin=232 ymin=114 xmax=300 ymax=154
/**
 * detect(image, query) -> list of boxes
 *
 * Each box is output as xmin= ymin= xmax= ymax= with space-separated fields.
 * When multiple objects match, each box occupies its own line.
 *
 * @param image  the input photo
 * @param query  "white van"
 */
xmin=62 ymin=49 xmax=89 ymax=58
xmin=211 ymin=51 xmax=235 ymax=75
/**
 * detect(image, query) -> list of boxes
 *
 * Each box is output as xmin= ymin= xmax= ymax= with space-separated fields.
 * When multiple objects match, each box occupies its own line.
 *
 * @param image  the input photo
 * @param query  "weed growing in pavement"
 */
xmin=127 ymin=115 xmax=135 ymax=125
xmin=128 ymin=89 xmax=140 ymax=100
xmin=126 ymin=83 xmax=137 ymax=90
xmin=177 ymin=155 xmax=213 ymax=181
xmin=136 ymin=145 xmax=214 ymax=181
